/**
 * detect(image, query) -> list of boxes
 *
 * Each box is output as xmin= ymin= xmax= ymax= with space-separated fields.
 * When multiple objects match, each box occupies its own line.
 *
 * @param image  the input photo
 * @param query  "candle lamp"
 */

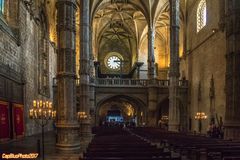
xmin=29 ymin=100 xmax=56 ymax=160
xmin=194 ymin=112 xmax=207 ymax=120
xmin=194 ymin=112 xmax=207 ymax=133
xmin=78 ymin=111 xmax=88 ymax=120
xmin=161 ymin=115 xmax=169 ymax=121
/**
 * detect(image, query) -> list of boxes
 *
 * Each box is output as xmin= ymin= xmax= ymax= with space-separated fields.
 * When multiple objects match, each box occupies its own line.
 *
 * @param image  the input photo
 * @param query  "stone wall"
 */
xmin=180 ymin=0 xmax=226 ymax=133
xmin=0 ymin=1 xmax=57 ymax=137
xmin=19 ymin=1 xmax=57 ymax=136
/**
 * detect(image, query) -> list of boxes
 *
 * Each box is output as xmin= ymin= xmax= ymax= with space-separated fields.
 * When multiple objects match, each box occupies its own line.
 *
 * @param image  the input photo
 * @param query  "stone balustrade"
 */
xmin=54 ymin=78 xmax=188 ymax=88
xmin=96 ymin=78 xmax=148 ymax=87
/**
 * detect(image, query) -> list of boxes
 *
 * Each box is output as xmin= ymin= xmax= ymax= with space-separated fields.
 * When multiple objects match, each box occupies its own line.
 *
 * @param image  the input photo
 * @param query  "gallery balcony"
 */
xmin=54 ymin=78 xmax=188 ymax=89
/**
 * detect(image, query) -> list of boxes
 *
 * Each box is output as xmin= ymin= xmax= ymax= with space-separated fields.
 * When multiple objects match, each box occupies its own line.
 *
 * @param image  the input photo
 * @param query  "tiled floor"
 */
xmin=0 ymin=132 xmax=64 ymax=159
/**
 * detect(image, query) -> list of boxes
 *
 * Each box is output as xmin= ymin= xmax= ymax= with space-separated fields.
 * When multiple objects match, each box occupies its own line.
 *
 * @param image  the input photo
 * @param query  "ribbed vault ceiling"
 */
xmin=91 ymin=0 xmax=174 ymax=62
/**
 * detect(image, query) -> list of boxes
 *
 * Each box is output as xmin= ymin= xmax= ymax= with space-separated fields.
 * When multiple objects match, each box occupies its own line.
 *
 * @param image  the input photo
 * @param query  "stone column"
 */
xmin=89 ymin=26 xmax=96 ymax=127
xmin=89 ymin=82 xmax=96 ymax=126
xmin=79 ymin=0 xmax=92 ymax=148
xmin=168 ymin=0 xmax=180 ymax=132
xmin=224 ymin=0 xmax=240 ymax=140
xmin=94 ymin=61 xmax=100 ymax=78
xmin=147 ymin=27 xmax=157 ymax=125
xmin=148 ymin=27 xmax=155 ymax=79
xmin=136 ymin=62 xmax=144 ymax=79
xmin=147 ymin=87 xmax=158 ymax=126
xmin=56 ymin=0 xmax=80 ymax=152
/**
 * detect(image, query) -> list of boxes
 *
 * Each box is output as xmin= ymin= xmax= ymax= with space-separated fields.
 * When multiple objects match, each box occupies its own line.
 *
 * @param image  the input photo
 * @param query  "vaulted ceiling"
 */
xmin=43 ymin=0 xmax=185 ymax=75
xmin=91 ymin=0 xmax=184 ymax=74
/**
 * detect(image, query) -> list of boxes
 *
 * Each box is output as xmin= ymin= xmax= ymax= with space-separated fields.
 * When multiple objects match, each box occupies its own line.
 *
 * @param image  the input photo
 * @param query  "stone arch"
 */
xmin=95 ymin=94 xmax=147 ymax=126
xmin=157 ymin=96 xmax=187 ymax=131
xmin=156 ymin=97 xmax=169 ymax=128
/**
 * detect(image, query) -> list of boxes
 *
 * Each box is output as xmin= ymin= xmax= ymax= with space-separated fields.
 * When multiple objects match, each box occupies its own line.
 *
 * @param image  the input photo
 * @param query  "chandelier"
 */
xmin=29 ymin=100 xmax=56 ymax=120
xmin=78 ymin=111 xmax=88 ymax=120
xmin=29 ymin=100 xmax=56 ymax=160
xmin=194 ymin=112 xmax=207 ymax=120
xmin=161 ymin=116 xmax=169 ymax=121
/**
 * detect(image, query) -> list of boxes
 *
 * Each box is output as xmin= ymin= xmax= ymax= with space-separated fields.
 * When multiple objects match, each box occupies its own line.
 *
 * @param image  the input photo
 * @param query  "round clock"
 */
xmin=107 ymin=56 xmax=121 ymax=70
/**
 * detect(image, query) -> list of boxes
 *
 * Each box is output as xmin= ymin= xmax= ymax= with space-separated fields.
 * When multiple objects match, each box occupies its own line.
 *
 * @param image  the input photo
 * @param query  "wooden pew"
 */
xmin=83 ymin=127 xmax=179 ymax=160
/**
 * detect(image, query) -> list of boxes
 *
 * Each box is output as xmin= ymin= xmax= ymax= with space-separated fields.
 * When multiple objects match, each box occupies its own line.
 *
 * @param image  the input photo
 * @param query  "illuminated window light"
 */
xmin=197 ymin=0 xmax=207 ymax=32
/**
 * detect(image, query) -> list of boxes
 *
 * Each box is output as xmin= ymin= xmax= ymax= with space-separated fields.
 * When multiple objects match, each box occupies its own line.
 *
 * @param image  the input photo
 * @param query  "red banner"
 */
xmin=13 ymin=104 xmax=24 ymax=138
xmin=0 ymin=101 xmax=10 ymax=141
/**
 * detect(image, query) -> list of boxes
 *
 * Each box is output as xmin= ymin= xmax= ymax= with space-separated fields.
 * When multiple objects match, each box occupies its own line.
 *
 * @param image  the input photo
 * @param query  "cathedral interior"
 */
xmin=1 ymin=0 xmax=240 ymax=159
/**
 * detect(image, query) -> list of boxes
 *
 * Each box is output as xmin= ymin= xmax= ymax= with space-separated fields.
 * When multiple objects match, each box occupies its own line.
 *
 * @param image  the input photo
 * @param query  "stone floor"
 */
xmin=0 ymin=132 xmax=81 ymax=160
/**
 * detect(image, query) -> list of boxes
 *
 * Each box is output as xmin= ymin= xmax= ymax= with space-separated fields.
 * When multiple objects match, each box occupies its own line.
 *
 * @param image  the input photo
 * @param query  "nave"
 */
xmin=1 ymin=126 xmax=240 ymax=160
xmin=83 ymin=127 xmax=240 ymax=160
xmin=83 ymin=127 xmax=180 ymax=160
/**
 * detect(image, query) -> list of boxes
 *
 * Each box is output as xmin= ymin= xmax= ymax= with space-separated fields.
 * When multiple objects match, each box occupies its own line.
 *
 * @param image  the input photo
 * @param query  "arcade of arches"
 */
xmin=1 ymin=0 xmax=240 ymax=158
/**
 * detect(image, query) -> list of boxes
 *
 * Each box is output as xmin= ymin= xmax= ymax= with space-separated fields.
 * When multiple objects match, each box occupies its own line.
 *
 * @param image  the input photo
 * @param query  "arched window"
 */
xmin=0 ymin=0 xmax=4 ymax=15
xmin=197 ymin=0 xmax=207 ymax=32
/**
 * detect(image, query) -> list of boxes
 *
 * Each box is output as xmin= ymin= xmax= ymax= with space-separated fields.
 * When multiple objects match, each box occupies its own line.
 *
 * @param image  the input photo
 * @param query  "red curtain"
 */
xmin=0 ymin=101 xmax=10 ymax=140
xmin=13 ymin=104 xmax=24 ymax=137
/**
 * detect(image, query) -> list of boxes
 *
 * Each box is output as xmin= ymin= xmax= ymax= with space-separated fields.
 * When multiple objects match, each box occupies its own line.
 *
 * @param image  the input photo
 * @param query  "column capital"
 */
xmin=148 ymin=27 xmax=155 ymax=33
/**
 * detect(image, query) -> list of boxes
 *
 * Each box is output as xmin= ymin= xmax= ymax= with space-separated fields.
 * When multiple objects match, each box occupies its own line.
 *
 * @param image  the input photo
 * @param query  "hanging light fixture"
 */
xmin=29 ymin=100 xmax=56 ymax=120
xmin=194 ymin=112 xmax=207 ymax=120
xmin=29 ymin=100 xmax=56 ymax=160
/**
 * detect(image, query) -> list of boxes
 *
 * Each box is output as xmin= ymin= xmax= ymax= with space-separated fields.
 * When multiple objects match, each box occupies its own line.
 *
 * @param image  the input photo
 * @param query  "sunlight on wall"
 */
xmin=76 ymin=9 xmax=80 ymax=77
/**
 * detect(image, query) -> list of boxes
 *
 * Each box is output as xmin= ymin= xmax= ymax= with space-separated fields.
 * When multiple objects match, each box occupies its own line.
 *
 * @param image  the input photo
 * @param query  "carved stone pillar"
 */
xmin=56 ymin=0 xmax=80 ymax=152
xmin=147 ymin=86 xmax=158 ymax=127
xmin=147 ymin=29 xmax=157 ymax=126
xmin=89 ymin=27 xmax=96 ymax=126
xmin=79 ymin=0 xmax=92 ymax=148
xmin=168 ymin=0 xmax=180 ymax=132
xmin=224 ymin=0 xmax=240 ymax=140
xmin=89 ymin=82 xmax=96 ymax=126
xmin=148 ymin=28 xmax=156 ymax=79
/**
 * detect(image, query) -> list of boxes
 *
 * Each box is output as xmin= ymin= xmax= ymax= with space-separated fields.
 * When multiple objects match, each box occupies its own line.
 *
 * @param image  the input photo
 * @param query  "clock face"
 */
xmin=107 ymin=56 xmax=121 ymax=70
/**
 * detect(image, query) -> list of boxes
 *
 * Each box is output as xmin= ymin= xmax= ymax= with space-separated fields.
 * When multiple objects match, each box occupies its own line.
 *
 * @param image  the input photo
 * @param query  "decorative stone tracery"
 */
xmin=38 ymin=8 xmax=50 ymax=97
xmin=56 ymin=0 xmax=80 ymax=152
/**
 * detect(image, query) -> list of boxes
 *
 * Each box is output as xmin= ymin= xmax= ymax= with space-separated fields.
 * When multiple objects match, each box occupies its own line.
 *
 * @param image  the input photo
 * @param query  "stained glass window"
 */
xmin=197 ymin=0 xmax=207 ymax=32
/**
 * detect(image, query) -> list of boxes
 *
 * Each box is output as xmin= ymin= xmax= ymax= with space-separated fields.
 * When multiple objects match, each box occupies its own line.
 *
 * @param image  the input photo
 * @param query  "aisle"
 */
xmin=83 ymin=127 xmax=180 ymax=160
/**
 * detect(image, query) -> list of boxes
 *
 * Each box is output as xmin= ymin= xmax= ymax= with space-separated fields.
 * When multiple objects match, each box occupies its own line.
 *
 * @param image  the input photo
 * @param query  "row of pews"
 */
xmin=130 ymin=127 xmax=240 ymax=160
xmin=83 ymin=127 xmax=181 ymax=160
